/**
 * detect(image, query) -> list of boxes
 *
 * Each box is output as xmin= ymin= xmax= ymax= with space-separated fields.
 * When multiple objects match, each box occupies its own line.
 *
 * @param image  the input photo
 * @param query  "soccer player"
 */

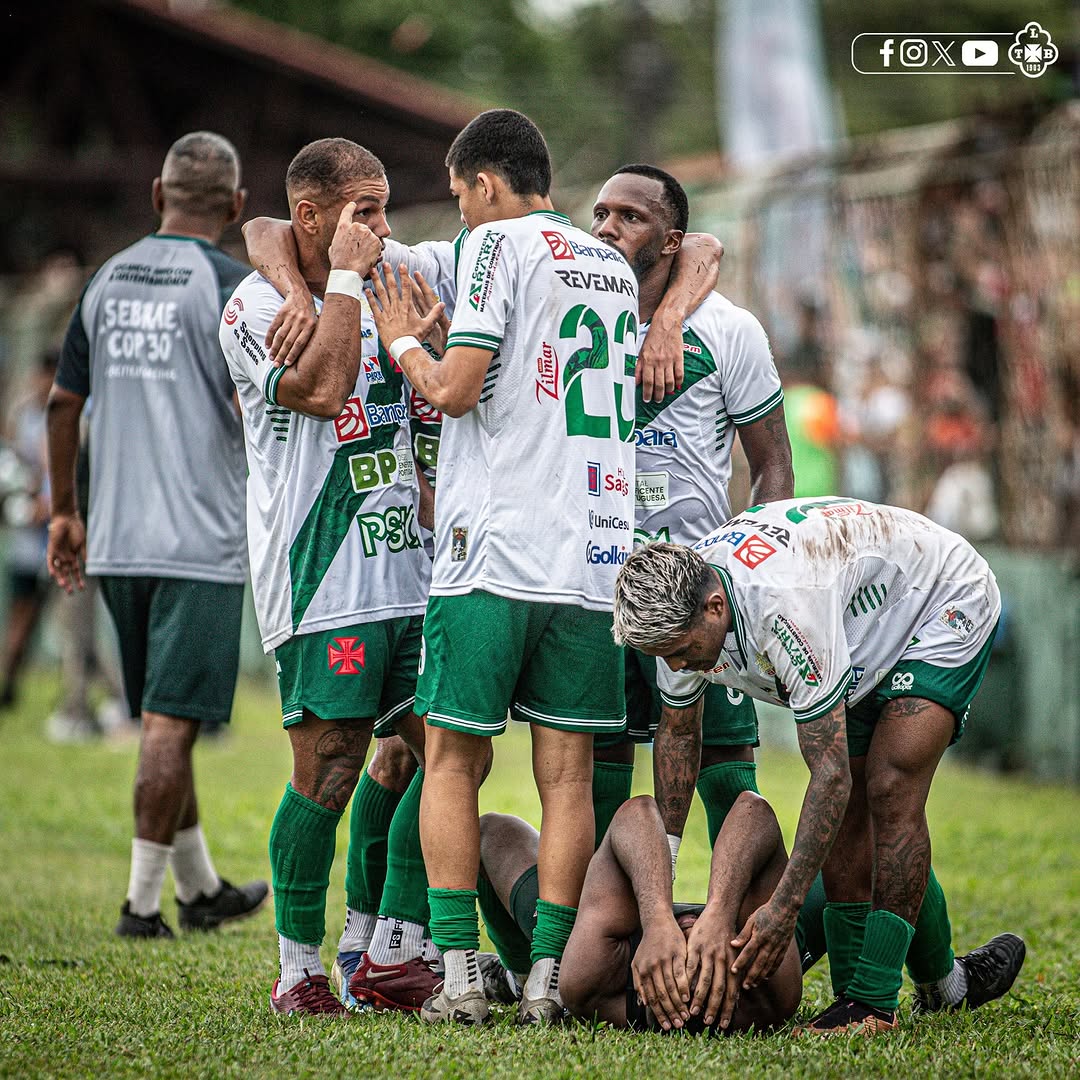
xmin=478 ymin=793 xmax=802 ymax=1033
xmin=219 ymin=138 xmax=437 ymax=1016
xmin=586 ymin=164 xmax=793 ymax=856
xmin=363 ymin=108 xmax=640 ymax=1025
xmin=612 ymin=500 xmax=1026 ymax=1034
xmin=46 ymin=132 xmax=268 ymax=939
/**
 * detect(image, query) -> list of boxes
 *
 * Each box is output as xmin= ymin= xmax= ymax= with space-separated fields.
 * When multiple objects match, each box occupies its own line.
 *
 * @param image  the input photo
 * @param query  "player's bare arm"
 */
xmin=637 ymin=232 xmax=724 ymax=403
xmin=366 ymin=263 xmax=490 ymax=417
xmin=44 ymin=385 xmax=87 ymax=593
xmin=651 ymin=698 xmax=703 ymax=839
xmin=241 ymin=216 xmax=316 ymax=367
xmin=685 ymin=791 xmax=786 ymax=1028
xmin=738 ymin=402 xmax=795 ymax=506
xmin=731 ymin=700 xmax=850 ymax=989
xmin=270 ymin=203 xmax=384 ymax=418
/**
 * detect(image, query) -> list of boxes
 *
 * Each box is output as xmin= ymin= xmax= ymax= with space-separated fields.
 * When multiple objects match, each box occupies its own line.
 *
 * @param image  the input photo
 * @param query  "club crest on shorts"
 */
xmin=328 ymin=637 xmax=365 ymax=674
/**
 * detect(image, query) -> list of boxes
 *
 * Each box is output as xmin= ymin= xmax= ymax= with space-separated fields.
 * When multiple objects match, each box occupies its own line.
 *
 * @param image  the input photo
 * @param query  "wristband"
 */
xmin=325 ymin=268 xmax=364 ymax=301
xmin=667 ymin=833 xmax=682 ymax=882
xmin=389 ymin=335 xmax=423 ymax=364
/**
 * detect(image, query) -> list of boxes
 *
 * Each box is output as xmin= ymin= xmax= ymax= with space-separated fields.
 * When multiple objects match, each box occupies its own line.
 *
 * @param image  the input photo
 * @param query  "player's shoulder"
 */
xmin=688 ymin=291 xmax=765 ymax=339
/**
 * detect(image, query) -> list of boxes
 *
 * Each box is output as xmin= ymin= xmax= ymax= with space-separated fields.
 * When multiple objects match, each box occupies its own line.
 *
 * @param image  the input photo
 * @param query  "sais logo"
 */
xmin=334 ymin=397 xmax=370 ymax=443
xmin=536 ymin=342 xmax=559 ymax=402
xmin=542 ymin=230 xmax=575 ymax=260
xmin=605 ymin=466 xmax=629 ymax=497
xmin=586 ymin=542 xmax=629 ymax=566
xmin=223 ymin=297 xmax=243 ymax=326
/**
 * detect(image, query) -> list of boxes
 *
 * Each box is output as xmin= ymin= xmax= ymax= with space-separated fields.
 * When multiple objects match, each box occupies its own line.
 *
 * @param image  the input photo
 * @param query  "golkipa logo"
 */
xmin=542 ymin=231 xmax=575 ymax=260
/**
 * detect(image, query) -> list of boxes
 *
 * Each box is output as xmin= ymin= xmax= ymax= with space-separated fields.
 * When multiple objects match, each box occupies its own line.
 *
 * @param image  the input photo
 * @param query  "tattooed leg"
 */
xmin=289 ymin=709 xmax=375 ymax=812
xmin=820 ymin=754 xmax=872 ymax=903
xmin=864 ymin=697 xmax=954 ymax=923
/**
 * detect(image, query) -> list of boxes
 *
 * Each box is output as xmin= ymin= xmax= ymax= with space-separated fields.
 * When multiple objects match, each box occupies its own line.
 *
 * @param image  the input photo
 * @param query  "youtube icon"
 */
xmin=962 ymin=40 xmax=999 ymax=66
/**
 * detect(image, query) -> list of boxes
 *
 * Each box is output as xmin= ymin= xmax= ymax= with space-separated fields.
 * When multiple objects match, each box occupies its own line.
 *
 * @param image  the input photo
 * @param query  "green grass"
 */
xmin=0 ymin=671 xmax=1077 ymax=1078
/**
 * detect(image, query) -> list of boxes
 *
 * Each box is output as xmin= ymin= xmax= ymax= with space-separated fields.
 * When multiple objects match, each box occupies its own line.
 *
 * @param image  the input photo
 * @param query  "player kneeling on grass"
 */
xmin=477 ymin=794 xmax=801 ymax=1033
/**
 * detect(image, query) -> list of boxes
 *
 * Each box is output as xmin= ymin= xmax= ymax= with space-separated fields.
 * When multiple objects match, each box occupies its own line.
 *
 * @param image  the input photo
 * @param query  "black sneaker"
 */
xmin=958 ymin=932 xmax=1026 ymax=1009
xmin=177 ymin=878 xmax=269 ymax=931
xmin=795 ymin=996 xmax=898 ymax=1037
xmin=478 ymin=952 xmax=520 ymax=1004
xmin=115 ymin=902 xmax=175 ymax=939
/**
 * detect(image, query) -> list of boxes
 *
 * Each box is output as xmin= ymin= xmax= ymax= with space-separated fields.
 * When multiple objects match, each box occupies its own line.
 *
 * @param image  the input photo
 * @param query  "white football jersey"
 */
xmin=634 ymin=292 xmax=782 ymax=546
xmin=658 ymin=498 xmax=1001 ymax=722
xmin=220 ymin=273 xmax=429 ymax=651
xmin=434 ymin=212 xmax=637 ymax=610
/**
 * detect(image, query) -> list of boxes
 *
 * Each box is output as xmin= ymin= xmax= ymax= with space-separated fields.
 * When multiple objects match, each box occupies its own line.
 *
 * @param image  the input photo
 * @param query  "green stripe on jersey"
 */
xmin=730 ymin=387 xmax=784 ymax=426
xmin=447 ymin=331 xmax=501 ymax=352
xmin=635 ymin=325 xmax=717 ymax=426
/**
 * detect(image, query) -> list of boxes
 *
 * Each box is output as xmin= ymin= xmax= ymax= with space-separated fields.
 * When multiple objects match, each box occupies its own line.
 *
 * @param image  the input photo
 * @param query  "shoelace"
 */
xmin=294 ymin=970 xmax=343 ymax=1013
xmin=961 ymin=942 xmax=1008 ymax=986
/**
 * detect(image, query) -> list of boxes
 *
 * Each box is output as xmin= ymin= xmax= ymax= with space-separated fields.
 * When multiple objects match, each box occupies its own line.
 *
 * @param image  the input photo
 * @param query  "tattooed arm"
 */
xmin=729 ymin=700 xmax=850 ymax=987
xmin=652 ymin=698 xmax=704 ymax=839
xmin=738 ymin=402 xmax=794 ymax=506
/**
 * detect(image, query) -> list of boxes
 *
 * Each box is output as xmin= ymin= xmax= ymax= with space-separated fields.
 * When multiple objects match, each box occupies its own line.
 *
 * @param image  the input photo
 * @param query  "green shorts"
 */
xmin=415 ymin=591 xmax=626 ymax=736
xmin=274 ymin=615 xmax=423 ymax=732
xmin=595 ymin=648 xmax=759 ymax=750
xmin=99 ymin=576 xmax=242 ymax=725
xmin=845 ymin=622 xmax=999 ymax=757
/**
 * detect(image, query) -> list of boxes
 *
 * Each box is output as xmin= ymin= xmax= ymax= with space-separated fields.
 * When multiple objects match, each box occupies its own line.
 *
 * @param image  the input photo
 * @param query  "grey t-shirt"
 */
xmin=57 ymin=234 xmax=248 ymax=583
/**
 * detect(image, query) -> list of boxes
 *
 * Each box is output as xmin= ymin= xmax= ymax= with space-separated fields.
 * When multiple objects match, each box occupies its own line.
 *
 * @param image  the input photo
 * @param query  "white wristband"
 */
xmin=389 ymin=335 xmax=423 ymax=364
xmin=667 ymin=833 xmax=682 ymax=882
xmin=325 ymin=268 xmax=364 ymax=301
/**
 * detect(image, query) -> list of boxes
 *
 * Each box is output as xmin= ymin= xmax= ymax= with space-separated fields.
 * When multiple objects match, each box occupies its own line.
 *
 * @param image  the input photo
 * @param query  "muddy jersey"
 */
xmin=658 ymin=498 xmax=1001 ymax=722
xmin=634 ymin=292 xmax=782 ymax=546
xmin=433 ymin=211 xmax=637 ymax=610
xmin=220 ymin=273 xmax=428 ymax=652
xmin=56 ymin=234 xmax=248 ymax=583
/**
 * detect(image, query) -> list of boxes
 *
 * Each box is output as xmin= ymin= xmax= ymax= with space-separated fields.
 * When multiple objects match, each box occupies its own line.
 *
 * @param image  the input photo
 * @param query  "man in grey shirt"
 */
xmin=47 ymin=132 xmax=267 ymax=938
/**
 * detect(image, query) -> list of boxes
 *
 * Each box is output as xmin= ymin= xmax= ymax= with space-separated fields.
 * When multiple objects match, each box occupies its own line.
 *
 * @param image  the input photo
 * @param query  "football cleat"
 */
xmin=115 ymin=902 xmax=175 ymax=939
xmin=270 ymin=972 xmax=349 ymax=1016
xmin=478 ymin=952 xmax=521 ymax=1004
xmin=177 ymin=878 xmax=269 ymax=931
xmin=420 ymin=984 xmax=491 ymax=1025
xmin=331 ymin=951 xmax=371 ymax=1012
xmin=794 ymin=996 xmax=898 ymax=1037
xmin=914 ymin=933 xmax=1026 ymax=1014
xmin=347 ymin=953 xmax=441 ymax=1013
xmin=515 ymin=992 xmax=566 ymax=1026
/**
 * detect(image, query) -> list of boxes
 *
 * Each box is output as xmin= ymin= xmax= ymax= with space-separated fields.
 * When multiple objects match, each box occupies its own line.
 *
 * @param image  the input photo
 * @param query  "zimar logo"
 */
xmin=852 ymin=21 xmax=1057 ymax=76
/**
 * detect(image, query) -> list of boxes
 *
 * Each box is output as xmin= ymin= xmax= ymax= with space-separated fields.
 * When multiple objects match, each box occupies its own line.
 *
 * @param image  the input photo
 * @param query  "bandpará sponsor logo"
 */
xmin=589 ymin=509 xmax=630 ymax=531
xmin=365 ymin=401 xmax=409 ymax=427
xmin=586 ymin=541 xmax=630 ymax=565
xmin=634 ymin=427 xmax=678 ymax=448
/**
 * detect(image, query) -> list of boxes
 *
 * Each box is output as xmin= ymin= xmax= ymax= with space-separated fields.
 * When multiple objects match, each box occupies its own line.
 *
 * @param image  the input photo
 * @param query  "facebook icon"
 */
xmin=879 ymin=38 xmax=895 ymax=66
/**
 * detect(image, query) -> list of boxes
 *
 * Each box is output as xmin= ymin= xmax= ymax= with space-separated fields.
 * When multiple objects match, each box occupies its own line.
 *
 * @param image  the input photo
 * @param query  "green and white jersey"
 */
xmin=436 ymin=211 xmax=638 ymax=610
xmin=634 ymin=292 xmax=782 ymax=546
xmin=658 ymin=498 xmax=1001 ymax=722
xmin=219 ymin=273 xmax=429 ymax=652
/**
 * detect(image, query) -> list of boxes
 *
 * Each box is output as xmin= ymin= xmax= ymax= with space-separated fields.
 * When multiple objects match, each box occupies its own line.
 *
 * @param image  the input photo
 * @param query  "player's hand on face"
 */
xmin=729 ymin=895 xmax=797 ymax=990
xmin=366 ymin=264 xmax=445 ymax=353
xmin=636 ymin=319 xmax=684 ymax=403
xmin=47 ymin=513 xmax=86 ymax=594
xmin=685 ymin=908 xmax=740 ymax=1029
xmin=411 ymin=271 xmax=451 ymax=354
xmin=265 ymin=287 xmax=316 ymax=368
xmin=328 ymin=201 xmax=385 ymax=278
xmin=631 ymin=913 xmax=691 ymax=1031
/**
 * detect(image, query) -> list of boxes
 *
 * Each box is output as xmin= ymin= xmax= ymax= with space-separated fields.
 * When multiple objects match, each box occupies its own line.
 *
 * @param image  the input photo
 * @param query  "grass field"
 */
xmin=1 ymin=671 xmax=1077 ymax=1078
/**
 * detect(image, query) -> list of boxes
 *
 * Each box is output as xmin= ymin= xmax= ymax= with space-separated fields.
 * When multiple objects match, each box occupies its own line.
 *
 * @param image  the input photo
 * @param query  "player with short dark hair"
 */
xmin=47 ymin=131 xmax=267 ymax=939
xmin=444 ymin=109 xmax=553 ymax=198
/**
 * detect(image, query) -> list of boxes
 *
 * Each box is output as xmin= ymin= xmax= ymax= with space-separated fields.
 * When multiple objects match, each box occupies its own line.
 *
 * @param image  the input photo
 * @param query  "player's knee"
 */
xmin=611 ymin=793 xmax=658 ymax=829
xmin=368 ymin=736 xmax=417 ymax=792
xmin=865 ymin=764 xmax=914 ymax=818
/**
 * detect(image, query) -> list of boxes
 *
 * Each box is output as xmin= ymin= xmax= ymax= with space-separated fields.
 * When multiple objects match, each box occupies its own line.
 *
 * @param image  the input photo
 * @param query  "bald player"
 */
xmin=48 ymin=132 xmax=268 ymax=939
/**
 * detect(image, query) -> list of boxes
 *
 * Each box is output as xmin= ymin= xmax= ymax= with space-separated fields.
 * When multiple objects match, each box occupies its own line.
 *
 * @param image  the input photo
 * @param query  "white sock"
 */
xmin=126 ymin=838 xmax=172 ymax=917
xmin=421 ymin=937 xmax=444 ymax=975
xmin=937 ymin=959 xmax=969 ymax=1005
xmin=170 ymin=825 xmax=220 ymax=904
xmin=278 ymin=936 xmax=324 ymax=993
xmin=367 ymin=915 xmax=425 ymax=965
xmin=523 ymin=957 xmax=562 ymax=1005
xmin=337 ymin=908 xmax=378 ymax=955
xmin=442 ymin=948 xmax=483 ymax=998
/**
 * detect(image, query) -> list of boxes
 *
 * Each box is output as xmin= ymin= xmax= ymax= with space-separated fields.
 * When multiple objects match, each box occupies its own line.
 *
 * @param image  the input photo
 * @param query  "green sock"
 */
xmin=269 ymin=783 xmax=342 ymax=945
xmin=530 ymin=899 xmax=577 ymax=965
xmin=477 ymin=874 xmax=532 ymax=975
xmin=823 ymin=900 xmax=871 ymax=997
xmin=592 ymin=760 xmax=634 ymax=849
xmin=905 ymin=867 xmax=955 ymax=984
xmin=794 ymin=874 xmax=829 ymax=973
xmin=377 ymin=769 xmax=429 ymax=926
xmin=427 ymin=888 xmax=479 ymax=953
xmin=696 ymin=761 xmax=759 ymax=847
xmin=846 ymin=909 xmax=916 ymax=1011
xmin=344 ymin=770 xmax=404 ymax=915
